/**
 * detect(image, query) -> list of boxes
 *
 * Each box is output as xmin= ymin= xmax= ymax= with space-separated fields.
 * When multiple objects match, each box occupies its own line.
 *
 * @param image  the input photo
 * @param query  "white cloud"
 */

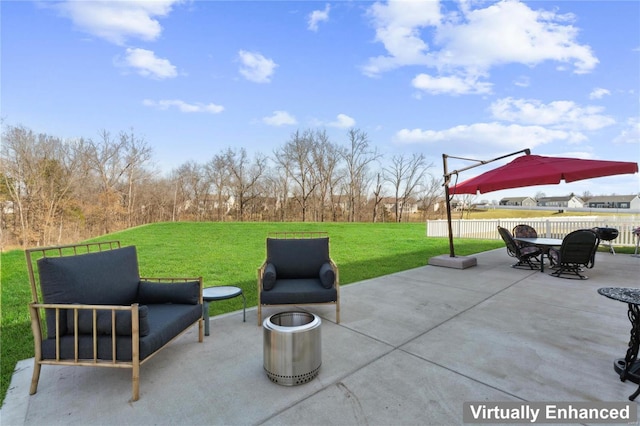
xmin=238 ymin=50 xmax=277 ymax=83
xmin=490 ymin=97 xmax=615 ymax=130
xmin=55 ymin=0 xmax=182 ymax=45
xmin=328 ymin=114 xmax=356 ymax=128
xmin=433 ymin=1 xmax=598 ymax=74
xmin=308 ymin=4 xmax=330 ymax=32
xmin=263 ymin=111 xmax=297 ymax=126
xmin=394 ymin=122 xmax=575 ymax=150
xmin=412 ymin=73 xmax=492 ymax=95
xmin=121 ymin=48 xmax=177 ymax=79
xmin=143 ymin=99 xmax=224 ymax=114
xmin=589 ymin=87 xmax=611 ymax=100
xmin=363 ymin=0 xmax=440 ymax=76
xmin=514 ymin=76 xmax=530 ymax=88
xmin=613 ymin=117 xmax=640 ymax=145
xmin=364 ymin=0 xmax=598 ymax=95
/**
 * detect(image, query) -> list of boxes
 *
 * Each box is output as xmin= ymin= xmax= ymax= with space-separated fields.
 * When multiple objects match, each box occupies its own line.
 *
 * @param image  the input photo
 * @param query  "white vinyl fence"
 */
xmin=426 ymin=216 xmax=640 ymax=247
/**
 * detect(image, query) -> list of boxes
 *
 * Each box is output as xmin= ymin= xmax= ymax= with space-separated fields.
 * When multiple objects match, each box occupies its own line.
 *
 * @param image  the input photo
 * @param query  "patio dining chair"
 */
xmin=512 ymin=224 xmax=538 ymax=247
xmin=497 ymin=226 xmax=542 ymax=270
xmin=549 ymin=229 xmax=600 ymax=280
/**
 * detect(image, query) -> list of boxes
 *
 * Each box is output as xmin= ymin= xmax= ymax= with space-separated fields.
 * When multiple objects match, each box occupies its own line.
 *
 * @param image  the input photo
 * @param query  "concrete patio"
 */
xmin=2 ymin=247 xmax=639 ymax=425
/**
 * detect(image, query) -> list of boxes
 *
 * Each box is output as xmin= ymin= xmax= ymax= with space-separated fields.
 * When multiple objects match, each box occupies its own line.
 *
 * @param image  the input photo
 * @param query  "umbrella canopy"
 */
xmin=450 ymin=154 xmax=638 ymax=195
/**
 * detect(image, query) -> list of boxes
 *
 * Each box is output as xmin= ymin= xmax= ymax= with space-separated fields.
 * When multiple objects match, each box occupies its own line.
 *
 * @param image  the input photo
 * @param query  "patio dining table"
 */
xmin=513 ymin=237 xmax=563 ymax=272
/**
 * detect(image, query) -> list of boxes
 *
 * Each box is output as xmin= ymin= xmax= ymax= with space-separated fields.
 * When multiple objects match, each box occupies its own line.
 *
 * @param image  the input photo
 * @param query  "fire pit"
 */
xmin=593 ymin=227 xmax=619 ymax=255
xmin=263 ymin=312 xmax=321 ymax=386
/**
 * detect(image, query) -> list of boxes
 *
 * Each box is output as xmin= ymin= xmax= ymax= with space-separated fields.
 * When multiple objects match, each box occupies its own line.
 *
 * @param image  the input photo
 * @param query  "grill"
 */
xmin=593 ymin=227 xmax=619 ymax=254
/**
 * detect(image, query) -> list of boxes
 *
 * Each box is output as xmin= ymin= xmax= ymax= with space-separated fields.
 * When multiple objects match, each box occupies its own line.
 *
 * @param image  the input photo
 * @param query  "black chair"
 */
xmin=497 ymin=226 xmax=542 ymax=270
xmin=549 ymin=229 xmax=600 ymax=279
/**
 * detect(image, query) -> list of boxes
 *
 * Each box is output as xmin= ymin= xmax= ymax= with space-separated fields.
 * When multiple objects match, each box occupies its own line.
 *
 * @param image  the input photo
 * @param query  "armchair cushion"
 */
xmin=260 ymin=278 xmax=337 ymax=305
xmin=67 ymin=305 xmax=150 ymax=337
xmin=137 ymin=281 xmax=200 ymax=305
xmin=319 ymin=262 xmax=335 ymax=289
xmin=262 ymin=263 xmax=277 ymax=291
xmin=266 ymin=237 xmax=329 ymax=278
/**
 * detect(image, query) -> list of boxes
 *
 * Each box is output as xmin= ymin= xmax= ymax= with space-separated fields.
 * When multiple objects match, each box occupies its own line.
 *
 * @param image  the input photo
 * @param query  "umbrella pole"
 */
xmin=443 ymin=154 xmax=456 ymax=257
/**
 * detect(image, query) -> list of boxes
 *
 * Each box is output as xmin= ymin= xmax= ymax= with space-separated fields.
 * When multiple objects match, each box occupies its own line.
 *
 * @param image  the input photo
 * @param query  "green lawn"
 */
xmin=1 ymin=221 xmax=504 ymax=406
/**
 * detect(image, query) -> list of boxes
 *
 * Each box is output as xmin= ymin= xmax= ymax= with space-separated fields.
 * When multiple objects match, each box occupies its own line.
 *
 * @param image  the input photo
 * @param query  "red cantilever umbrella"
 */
xmin=450 ymin=154 xmax=638 ymax=195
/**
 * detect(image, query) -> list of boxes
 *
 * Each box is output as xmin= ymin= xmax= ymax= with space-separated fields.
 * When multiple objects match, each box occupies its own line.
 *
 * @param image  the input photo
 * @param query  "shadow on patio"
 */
xmin=2 ymin=248 xmax=638 ymax=425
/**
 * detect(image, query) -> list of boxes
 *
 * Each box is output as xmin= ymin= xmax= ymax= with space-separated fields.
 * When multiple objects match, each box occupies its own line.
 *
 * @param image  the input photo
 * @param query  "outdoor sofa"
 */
xmin=26 ymin=241 xmax=204 ymax=402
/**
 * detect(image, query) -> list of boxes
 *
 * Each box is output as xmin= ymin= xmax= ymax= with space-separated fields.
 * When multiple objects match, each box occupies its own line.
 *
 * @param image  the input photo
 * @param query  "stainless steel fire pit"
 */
xmin=263 ymin=311 xmax=321 ymax=386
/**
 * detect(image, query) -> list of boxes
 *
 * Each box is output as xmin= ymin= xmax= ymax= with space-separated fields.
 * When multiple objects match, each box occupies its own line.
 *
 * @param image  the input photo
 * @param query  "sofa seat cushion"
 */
xmin=260 ymin=278 xmax=337 ymax=305
xmin=42 ymin=303 xmax=202 ymax=361
xmin=139 ymin=304 xmax=202 ymax=359
xmin=66 ymin=305 xmax=150 ymax=337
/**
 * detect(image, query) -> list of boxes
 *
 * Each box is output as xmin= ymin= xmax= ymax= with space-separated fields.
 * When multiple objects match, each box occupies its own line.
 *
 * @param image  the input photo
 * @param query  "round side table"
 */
xmin=203 ymin=286 xmax=246 ymax=336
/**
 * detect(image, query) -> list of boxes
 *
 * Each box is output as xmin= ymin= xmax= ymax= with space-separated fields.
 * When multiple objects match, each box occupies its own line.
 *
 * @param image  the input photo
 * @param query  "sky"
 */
xmin=2 ymin=0 xmax=639 ymax=203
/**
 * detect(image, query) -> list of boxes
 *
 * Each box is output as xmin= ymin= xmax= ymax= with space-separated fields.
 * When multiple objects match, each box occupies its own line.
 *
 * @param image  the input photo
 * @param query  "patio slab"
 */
xmin=1 ymin=248 xmax=638 ymax=425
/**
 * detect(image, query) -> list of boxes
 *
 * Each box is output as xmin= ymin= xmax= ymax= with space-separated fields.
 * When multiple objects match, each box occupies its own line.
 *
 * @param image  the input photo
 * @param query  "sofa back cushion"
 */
xmin=266 ymin=237 xmax=330 ymax=278
xmin=37 ymin=246 xmax=140 ymax=337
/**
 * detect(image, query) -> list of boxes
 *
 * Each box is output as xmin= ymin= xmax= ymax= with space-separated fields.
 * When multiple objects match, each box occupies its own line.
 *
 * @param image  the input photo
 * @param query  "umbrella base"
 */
xmin=428 ymin=254 xmax=477 ymax=269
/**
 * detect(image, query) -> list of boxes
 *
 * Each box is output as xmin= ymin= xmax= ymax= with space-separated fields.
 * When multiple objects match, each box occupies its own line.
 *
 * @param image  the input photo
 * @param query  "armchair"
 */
xmin=26 ymin=241 xmax=204 ymax=402
xmin=549 ymin=229 xmax=600 ymax=279
xmin=257 ymin=232 xmax=340 ymax=325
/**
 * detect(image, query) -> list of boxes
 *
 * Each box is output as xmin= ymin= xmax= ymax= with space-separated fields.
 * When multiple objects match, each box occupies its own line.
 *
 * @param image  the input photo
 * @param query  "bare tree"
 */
xmin=172 ymin=161 xmax=211 ymax=221
xmin=274 ymin=130 xmax=318 ymax=222
xmin=383 ymin=153 xmax=430 ymax=222
xmin=371 ymin=171 xmax=386 ymax=222
xmin=120 ymin=129 xmax=152 ymax=228
xmin=225 ymin=147 xmax=267 ymax=221
xmin=418 ymin=174 xmax=443 ymax=220
xmin=85 ymin=130 xmax=134 ymax=233
xmin=341 ymin=128 xmax=380 ymax=222
xmin=0 ymin=125 xmax=86 ymax=246
xmin=205 ymin=153 xmax=231 ymax=221
xmin=311 ymin=130 xmax=344 ymax=222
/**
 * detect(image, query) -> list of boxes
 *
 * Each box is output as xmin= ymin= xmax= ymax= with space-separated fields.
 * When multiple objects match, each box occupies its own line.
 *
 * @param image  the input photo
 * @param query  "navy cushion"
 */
xmin=42 ymin=304 xmax=202 ymax=362
xmin=263 ymin=263 xmax=277 ymax=291
xmin=137 ymin=281 xmax=200 ymax=305
xmin=66 ymin=305 xmax=150 ymax=337
xmin=266 ymin=238 xmax=329 ymax=278
xmin=319 ymin=262 xmax=335 ymax=289
xmin=260 ymin=278 xmax=337 ymax=305
xmin=37 ymin=246 xmax=140 ymax=337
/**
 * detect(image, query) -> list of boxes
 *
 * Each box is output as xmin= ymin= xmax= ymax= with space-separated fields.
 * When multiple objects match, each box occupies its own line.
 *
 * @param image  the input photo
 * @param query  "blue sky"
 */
xmin=2 ymin=0 xmax=639 ymax=202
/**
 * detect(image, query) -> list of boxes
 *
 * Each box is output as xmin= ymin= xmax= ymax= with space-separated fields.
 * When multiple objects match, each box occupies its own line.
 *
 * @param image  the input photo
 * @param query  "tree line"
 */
xmin=1 ymin=124 xmax=445 ymax=248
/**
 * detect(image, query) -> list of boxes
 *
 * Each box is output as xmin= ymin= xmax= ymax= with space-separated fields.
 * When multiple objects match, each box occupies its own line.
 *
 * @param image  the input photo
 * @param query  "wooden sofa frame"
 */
xmin=26 ymin=241 xmax=204 ymax=402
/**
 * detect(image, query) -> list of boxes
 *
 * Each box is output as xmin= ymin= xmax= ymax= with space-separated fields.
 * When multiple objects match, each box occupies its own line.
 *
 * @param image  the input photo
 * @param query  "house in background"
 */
xmin=381 ymin=197 xmax=419 ymax=215
xmin=586 ymin=195 xmax=640 ymax=210
xmin=499 ymin=197 xmax=537 ymax=207
xmin=537 ymin=195 xmax=584 ymax=208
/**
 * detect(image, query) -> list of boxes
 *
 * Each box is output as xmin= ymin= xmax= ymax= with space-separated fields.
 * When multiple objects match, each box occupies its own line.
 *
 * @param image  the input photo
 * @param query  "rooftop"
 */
xmin=2 ymin=248 xmax=639 ymax=425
